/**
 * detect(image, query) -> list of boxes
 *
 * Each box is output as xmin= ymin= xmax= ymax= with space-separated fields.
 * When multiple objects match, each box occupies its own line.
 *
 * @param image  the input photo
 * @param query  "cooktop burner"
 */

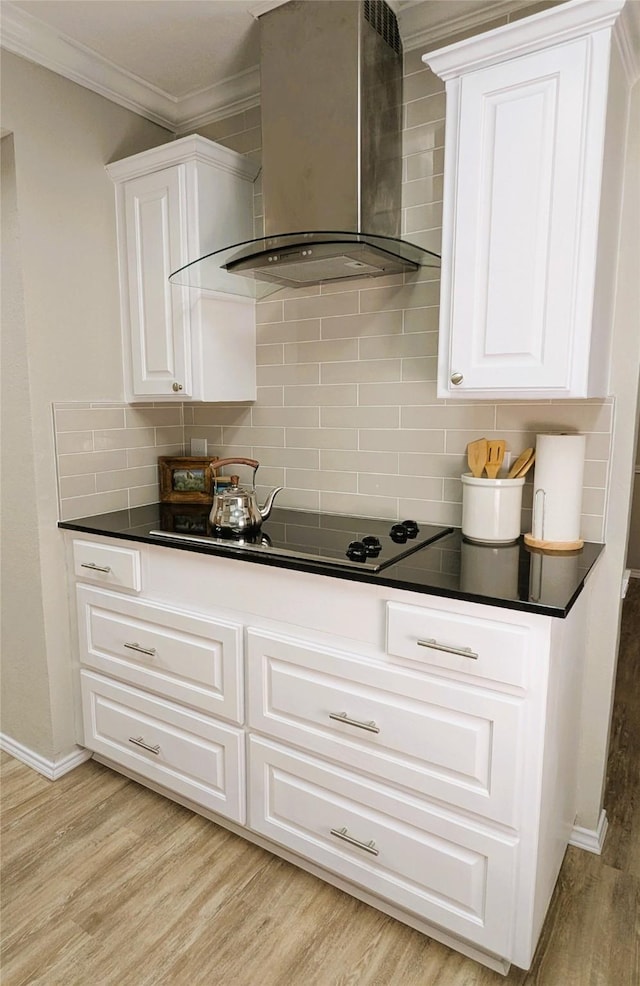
xmin=149 ymin=507 xmax=452 ymax=572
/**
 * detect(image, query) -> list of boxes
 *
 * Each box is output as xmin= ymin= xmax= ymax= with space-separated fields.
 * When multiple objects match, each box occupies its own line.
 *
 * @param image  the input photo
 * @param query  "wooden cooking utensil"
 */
xmin=467 ymin=438 xmax=488 ymax=478
xmin=484 ymin=439 xmax=506 ymax=478
xmin=515 ymin=450 xmax=536 ymax=478
xmin=507 ymin=447 xmax=534 ymax=479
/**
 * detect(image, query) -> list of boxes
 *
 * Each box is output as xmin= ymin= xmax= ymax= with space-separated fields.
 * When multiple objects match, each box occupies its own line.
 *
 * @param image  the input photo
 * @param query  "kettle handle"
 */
xmin=212 ymin=457 xmax=259 ymax=471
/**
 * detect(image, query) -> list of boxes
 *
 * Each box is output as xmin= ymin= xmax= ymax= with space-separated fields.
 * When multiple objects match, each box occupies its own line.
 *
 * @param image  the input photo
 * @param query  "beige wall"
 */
xmin=1 ymin=135 xmax=52 ymax=752
xmin=0 ymin=52 xmax=171 ymax=761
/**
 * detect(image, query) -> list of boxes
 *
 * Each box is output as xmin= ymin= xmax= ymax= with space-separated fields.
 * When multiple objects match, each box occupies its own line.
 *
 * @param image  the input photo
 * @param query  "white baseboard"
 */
xmin=0 ymin=733 xmax=91 ymax=780
xmin=570 ymin=810 xmax=609 ymax=854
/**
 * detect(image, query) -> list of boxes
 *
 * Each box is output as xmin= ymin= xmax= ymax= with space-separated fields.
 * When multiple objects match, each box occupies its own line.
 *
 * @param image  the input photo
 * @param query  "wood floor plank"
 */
xmin=1 ymin=581 xmax=639 ymax=985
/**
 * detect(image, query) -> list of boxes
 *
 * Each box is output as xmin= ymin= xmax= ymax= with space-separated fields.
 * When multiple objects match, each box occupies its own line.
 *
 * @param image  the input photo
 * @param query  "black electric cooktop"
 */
xmin=148 ymin=505 xmax=452 ymax=572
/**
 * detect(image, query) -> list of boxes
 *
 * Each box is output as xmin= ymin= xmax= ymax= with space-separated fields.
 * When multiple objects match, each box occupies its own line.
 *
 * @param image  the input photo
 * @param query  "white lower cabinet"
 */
xmin=76 ymin=585 xmax=243 ymax=722
xmin=81 ymin=671 xmax=245 ymax=822
xmin=246 ymin=628 xmax=523 ymax=826
xmin=248 ymin=735 xmax=517 ymax=956
xmin=68 ymin=535 xmax=590 ymax=973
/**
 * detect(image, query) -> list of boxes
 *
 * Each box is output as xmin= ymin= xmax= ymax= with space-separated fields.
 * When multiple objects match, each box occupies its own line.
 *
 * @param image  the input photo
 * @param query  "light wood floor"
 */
xmin=2 ymin=581 xmax=639 ymax=986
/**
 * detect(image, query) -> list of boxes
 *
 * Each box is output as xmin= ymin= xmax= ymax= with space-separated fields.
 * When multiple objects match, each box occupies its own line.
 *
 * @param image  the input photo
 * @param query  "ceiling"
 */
xmin=3 ymin=0 xmax=636 ymax=133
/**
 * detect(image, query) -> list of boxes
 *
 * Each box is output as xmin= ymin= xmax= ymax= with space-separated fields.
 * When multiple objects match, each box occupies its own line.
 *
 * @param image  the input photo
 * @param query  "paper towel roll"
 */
xmin=525 ymin=433 xmax=585 ymax=549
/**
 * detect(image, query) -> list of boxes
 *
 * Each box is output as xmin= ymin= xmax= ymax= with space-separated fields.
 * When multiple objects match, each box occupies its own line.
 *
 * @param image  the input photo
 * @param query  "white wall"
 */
xmin=0 ymin=52 xmax=171 ymax=762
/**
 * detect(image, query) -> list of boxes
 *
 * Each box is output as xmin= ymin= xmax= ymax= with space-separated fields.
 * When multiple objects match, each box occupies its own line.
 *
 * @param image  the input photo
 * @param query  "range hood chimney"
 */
xmin=170 ymin=0 xmax=440 ymax=297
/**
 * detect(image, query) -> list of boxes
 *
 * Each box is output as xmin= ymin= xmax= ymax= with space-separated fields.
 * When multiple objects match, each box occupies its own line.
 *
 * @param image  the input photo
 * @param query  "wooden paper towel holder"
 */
xmin=524 ymin=533 xmax=584 ymax=551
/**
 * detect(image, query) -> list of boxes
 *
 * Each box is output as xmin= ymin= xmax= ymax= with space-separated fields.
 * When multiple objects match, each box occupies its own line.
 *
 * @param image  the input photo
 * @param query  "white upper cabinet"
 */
xmin=107 ymin=135 xmax=259 ymax=402
xmin=423 ymin=0 xmax=633 ymax=400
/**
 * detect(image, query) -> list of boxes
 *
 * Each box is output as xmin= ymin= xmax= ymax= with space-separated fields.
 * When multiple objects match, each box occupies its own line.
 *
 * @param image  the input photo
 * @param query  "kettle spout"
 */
xmin=259 ymin=486 xmax=284 ymax=522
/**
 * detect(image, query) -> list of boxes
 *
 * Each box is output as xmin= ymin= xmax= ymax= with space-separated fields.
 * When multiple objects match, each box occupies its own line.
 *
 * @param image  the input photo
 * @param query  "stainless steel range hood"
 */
xmin=169 ymin=0 xmax=440 ymax=297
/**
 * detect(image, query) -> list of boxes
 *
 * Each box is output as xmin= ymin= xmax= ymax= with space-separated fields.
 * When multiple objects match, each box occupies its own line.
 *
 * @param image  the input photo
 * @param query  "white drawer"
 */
xmin=249 ymin=737 xmax=517 ymax=956
xmin=81 ymin=670 xmax=245 ymax=822
xmin=386 ymin=601 xmax=529 ymax=689
xmin=247 ymin=629 xmax=522 ymax=826
xmin=73 ymin=539 xmax=141 ymax=592
xmin=77 ymin=586 xmax=243 ymax=723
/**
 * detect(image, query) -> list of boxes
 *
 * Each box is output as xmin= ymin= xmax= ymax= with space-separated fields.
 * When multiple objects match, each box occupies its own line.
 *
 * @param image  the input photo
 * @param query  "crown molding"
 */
xmin=616 ymin=0 xmax=640 ymax=82
xmin=4 ymin=0 xmax=618 ymax=132
xmin=0 ymin=2 xmax=260 ymax=133
xmin=422 ymin=0 xmax=626 ymax=80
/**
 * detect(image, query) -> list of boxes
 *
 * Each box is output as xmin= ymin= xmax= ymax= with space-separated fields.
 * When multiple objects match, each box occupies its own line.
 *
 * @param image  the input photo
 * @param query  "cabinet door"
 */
xmin=124 ymin=166 xmax=192 ymax=398
xmin=439 ymin=38 xmax=598 ymax=398
xmin=82 ymin=671 xmax=245 ymax=822
xmin=249 ymin=736 xmax=517 ymax=956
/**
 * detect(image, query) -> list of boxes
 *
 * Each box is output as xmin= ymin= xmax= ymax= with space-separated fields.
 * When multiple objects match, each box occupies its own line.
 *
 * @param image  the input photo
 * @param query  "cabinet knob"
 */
xmin=172 ymin=382 xmax=183 ymax=392
xmin=450 ymin=372 xmax=464 ymax=386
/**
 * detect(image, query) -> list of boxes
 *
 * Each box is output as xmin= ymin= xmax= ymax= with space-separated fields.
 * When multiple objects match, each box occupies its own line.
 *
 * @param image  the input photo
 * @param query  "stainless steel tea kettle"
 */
xmin=209 ymin=458 xmax=283 ymax=536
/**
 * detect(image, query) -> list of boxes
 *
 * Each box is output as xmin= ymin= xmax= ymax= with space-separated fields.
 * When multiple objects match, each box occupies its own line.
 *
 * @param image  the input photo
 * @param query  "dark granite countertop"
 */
xmin=59 ymin=503 xmax=604 ymax=618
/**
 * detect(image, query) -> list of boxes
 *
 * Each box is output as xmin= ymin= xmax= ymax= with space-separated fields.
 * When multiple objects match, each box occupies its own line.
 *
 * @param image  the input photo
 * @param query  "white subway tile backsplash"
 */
xmin=405 ymin=92 xmax=445 ymax=130
xmin=405 ymin=147 xmax=445 ymax=181
xmin=403 ymin=175 xmax=444 ymax=207
xmin=257 ymin=318 xmax=321 ymax=345
xmin=59 ymin=490 xmax=128 ymax=521
xmin=283 ymin=385 xmax=358 ymax=407
xmin=55 ymin=431 xmax=94 ymax=454
xmin=403 ymin=308 xmax=440 ymax=334
xmin=401 ymin=404 xmax=497 ymax=430
xmin=93 ymin=427 xmax=156 ymax=451
xmin=359 ymin=429 xmax=445 ymax=454
xmin=319 ymin=491 xmax=397 ymax=519
xmin=358 ymin=381 xmax=439 ymax=406
xmin=284 ymin=291 xmax=359 ymax=321
xmin=124 ymin=407 xmax=182 ymax=428
xmin=256 ymin=343 xmax=285 ymax=365
xmin=251 ymin=406 xmax=320 ymax=428
xmin=398 ymin=452 xmax=466 ymax=478
xmin=257 ymin=363 xmax=320 ymax=387
xmin=401 ymin=357 xmax=438 ymax=382
xmin=321 ymin=359 xmax=402 ymax=385
xmin=59 ymin=474 xmax=96 ymax=498
xmin=55 ymin=407 xmax=125 ymax=432
xmin=321 ymin=311 xmax=403 ymax=340
xmin=58 ymin=449 xmax=128 ymax=477
xmin=359 ymin=473 xmax=443 ymax=501
xmin=284 ymin=338 xmax=358 ymax=364
xmin=126 ymin=444 xmax=183 ymax=467
xmin=221 ymin=425 xmax=285 ymax=448
xmin=286 ymin=468 xmax=358 ymax=493
xmin=286 ymin=427 xmax=358 ymax=451
xmin=95 ymin=466 xmax=158 ymax=493
xmin=255 ymin=387 xmax=284 ymax=406
xmin=320 ymin=406 xmax=400 ymax=429
xmin=258 ymin=447 xmax=320 ymax=470
xmin=320 ymin=449 xmax=399 ymax=474
xmin=359 ymin=331 xmax=437 ymax=360
xmin=192 ymin=405 xmax=251 ymax=426
xmin=360 ymin=280 xmax=440 ymax=313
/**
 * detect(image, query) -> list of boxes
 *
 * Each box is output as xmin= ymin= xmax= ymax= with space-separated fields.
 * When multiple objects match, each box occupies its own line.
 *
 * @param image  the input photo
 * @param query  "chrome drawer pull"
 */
xmin=330 ymin=826 xmax=379 ymax=856
xmin=81 ymin=562 xmax=112 ymax=573
xmin=128 ymin=736 xmax=160 ymax=755
xmin=124 ymin=642 xmax=156 ymax=657
xmin=417 ymin=638 xmax=478 ymax=660
xmin=329 ymin=712 xmax=380 ymax=734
